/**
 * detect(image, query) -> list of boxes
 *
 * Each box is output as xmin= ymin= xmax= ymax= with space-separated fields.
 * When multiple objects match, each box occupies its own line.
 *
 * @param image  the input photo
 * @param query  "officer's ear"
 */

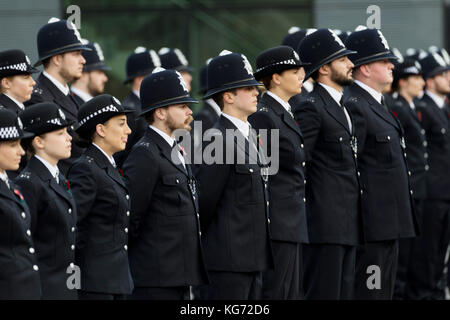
xmin=50 ymin=54 xmax=64 ymax=68
xmin=318 ymin=64 xmax=331 ymax=77
xmin=154 ymin=107 xmax=167 ymax=121
xmin=0 ymin=77 xmax=11 ymax=90
xmin=223 ymin=91 xmax=235 ymax=104
xmin=31 ymin=136 xmax=45 ymax=152
xmin=358 ymin=64 xmax=371 ymax=78
xmin=271 ymin=73 xmax=282 ymax=86
xmin=95 ymin=123 xmax=107 ymax=138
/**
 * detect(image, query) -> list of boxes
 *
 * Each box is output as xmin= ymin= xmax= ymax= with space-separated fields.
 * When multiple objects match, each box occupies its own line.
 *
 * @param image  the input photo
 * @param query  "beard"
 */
xmin=167 ymin=114 xmax=194 ymax=132
xmin=88 ymin=80 xmax=104 ymax=96
xmin=60 ymin=66 xmax=80 ymax=83
xmin=331 ymin=68 xmax=354 ymax=87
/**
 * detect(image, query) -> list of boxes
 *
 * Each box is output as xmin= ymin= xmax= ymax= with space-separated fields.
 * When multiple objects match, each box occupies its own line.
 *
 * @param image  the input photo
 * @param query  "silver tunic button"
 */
xmin=410 ymin=190 xmax=413 ymax=195
xmin=267 ymin=201 xmax=269 ymax=206
xmin=125 ymin=228 xmax=128 ymax=233
xmin=387 ymin=136 xmax=391 ymax=141
xmin=197 ymin=213 xmax=200 ymax=219
xmin=126 ymin=195 xmax=130 ymax=200
xmin=441 ymin=128 xmax=446 ymax=134
xmin=33 ymin=265 xmax=39 ymax=271
xmin=424 ymin=153 xmax=428 ymax=159
xmin=301 ymin=144 xmax=304 ymax=148
xmin=71 ymin=245 xmax=75 ymax=250
xmin=303 ymin=197 xmax=306 ymax=203
xmin=249 ymin=168 xmax=253 ymax=173
xmin=361 ymin=190 xmax=364 ymax=195
xmin=421 ymin=129 xmax=425 ymax=135
xmin=199 ymin=231 xmax=202 ymax=237
xmin=71 ymin=227 xmax=75 ymax=232
xmin=126 ymin=211 xmax=130 ymax=216
xmin=423 ymin=141 xmax=428 ymax=147
xmin=408 ymin=171 xmax=411 ymax=176
xmin=302 ymin=162 xmax=306 ymax=167
xmin=357 ymin=171 xmax=361 ymax=177
xmin=29 ymin=247 xmax=35 ymax=254
xmin=425 ymin=165 xmax=429 ymax=171
xmin=124 ymin=245 xmax=128 ymax=251
xmin=176 ymin=179 xmax=179 ymax=184
xmin=339 ymin=137 xmax=343 ymax=142
xmin=304 ymin=180 xmax=307 ymax=185
xmin=68 ymin=208 xmax=72 ymax=214
xmin=21 ymin=212 xmax=26 ymax=219
xmin=26 ymin=229 xmax=31 ymax=236
xmin=404 ymin=153 xmax=407 ymax=158
xmin=268 ymin=218 xmax=271 ymax=224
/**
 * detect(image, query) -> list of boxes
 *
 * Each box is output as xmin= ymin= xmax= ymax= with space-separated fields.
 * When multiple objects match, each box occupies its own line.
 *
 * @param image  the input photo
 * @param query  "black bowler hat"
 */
xmin=428 ymin=46 xmax=450 ymax=66
xmin=76 ymin=94 xmax=134 ymax=135
xmin=254 ymin=45 xmax=309 ymax=80
xmin=158 ymin=48 xmax=193 ymax=73
xmin=345 ymin=26 xmax=397 ymax=67
xmin=0 ymin=108 xmax=33 ymax=142
xmin=281 ymin=27 xmax=307 ymax=51
xmin=19 ymin=102 xmax=75 ymax=136
xmin=404 ymin=48 xmax=426 ymax=61
xmin=334 ymin=29 xmax=351 ymax=43
xmin=124 ymin=47 xmax=161 ymax=84
xmin=203 ymin=50 xmax=262 ymax=99
xmin=0 ymin=49 xmax=39 ymax=78
xmin=199 ymin=58 xmax=212 ymax=95
xmin=35 ymin=18 xmax=91 ymax=66
xmin=298 ymin=28 xmax=356 ymax=80
xmin=139 ymin=68 xmax=198 ymax=116
xmin=393 ymin=58 xmax=422 ymax=84
xmin=81 ymin=40 xmax=110 ymax=72
xmin=418 ymin=52 xmax=450 ymax=79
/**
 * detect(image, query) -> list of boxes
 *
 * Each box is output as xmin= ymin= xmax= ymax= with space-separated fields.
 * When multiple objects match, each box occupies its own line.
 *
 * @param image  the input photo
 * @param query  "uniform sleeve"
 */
xmin=122 ymin=146 xmax=158 ymax=239
xmin=295 ymin=100 xmax=322 ymax=160
xmin=67 ymin=161 xmax=97 ymax=225
xmin=196 ymin=138 xmax=231 ymax=232
xmin=14 ymin=177 xmax=40 ymax=235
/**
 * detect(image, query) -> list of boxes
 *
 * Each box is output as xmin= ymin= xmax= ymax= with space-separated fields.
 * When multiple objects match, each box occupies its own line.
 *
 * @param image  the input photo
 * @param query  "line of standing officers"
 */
xmin=0 ymin=17 xmax=449 ymax=300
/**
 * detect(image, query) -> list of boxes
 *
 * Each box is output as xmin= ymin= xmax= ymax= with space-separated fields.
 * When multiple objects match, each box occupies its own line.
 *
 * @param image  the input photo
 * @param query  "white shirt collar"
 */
xmin=43 ymin=71 xmax=70 ymax=96
xmin=149 ymin=125 xmax=175 ymax=147
xmin=0 ymin=171 xmax=9 ymax=184
xmin=409 ymin=101 xmax=416 ymax=110
xmin=206 ymin=98 xmax=222 ymax=116
xmin=132 ymin=89 xmax=140 ymax=99
xmin=34 ymin=155 xmax=59 ymax=179
xmin=222 ymin=113 xmax=250 ymax=139
xmin=92 ymin=143 xmax=117 ymax=167
xmin=266 ymin=91 xmax=292 ymax=113
xmin=318 ymin=82 xmax=343 ymax=106
xmin=425 ymin=90 xmax=446 ymax=109
xmin=303 ymin=80 xmax=314 ymax=93
xmin=4 ymin=93 xmax=25 ymax=110
xmin=70 ymin=87 xmax=93 ymax=102
xmin=355 ymin=80 xmax=383 ymax=104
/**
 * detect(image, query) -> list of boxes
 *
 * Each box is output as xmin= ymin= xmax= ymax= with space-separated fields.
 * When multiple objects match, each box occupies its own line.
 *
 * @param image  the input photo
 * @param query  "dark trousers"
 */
xmin=302 ymin=243 xmax=356 ymax=300
xmin=78 ymin=290 xmax=127 ymax=300
xmin=196 ymin=271 xmax=262 ymax=300
xmin=404 ymin=199 xmax=450 ymax=300
xmin=354 ymin=240 xmax=399 ymax=300
xmin=262 ymin=241 xmax=303 ymax=300
xmin=394 ymin=199 xmax=424 ymax=299
xmin=130 ymin=286 xmax=190 ymax=300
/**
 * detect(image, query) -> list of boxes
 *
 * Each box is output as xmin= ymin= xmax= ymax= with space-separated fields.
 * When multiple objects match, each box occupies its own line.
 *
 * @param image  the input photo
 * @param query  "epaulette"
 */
xmin=347 ymin=97 xmax=358 ymax=103
xmin=18 ymin=171 xmax=31 ymax=179
xmin=258 ymin=105 xmax=269 ymax=112
xmin=33 ymin=87 xmax=43 ymax=95
xmin=138 ymin=141 xmax=150 ymax=148
xmin=85 ymin=156 xmax=95 ymax=163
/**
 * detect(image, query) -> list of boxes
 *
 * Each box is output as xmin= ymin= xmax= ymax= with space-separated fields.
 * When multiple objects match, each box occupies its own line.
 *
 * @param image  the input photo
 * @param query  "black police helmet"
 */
xmin=0 ymin=108 xmax=33 ymax=142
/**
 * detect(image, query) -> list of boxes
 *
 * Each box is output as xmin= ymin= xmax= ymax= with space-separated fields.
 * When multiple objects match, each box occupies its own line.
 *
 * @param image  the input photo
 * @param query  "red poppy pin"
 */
xmin=179 ymin=146 xmax=187 ymax=156
xmin=13 ymin=189 xmax=25 ymax=201
xmin=65 ymin=181 xmax=70 ymax=192
xmin=416 ymin=111 xmax=422 ymax=122
xmin=391 ymin=110 xmax=398 ymax=118
xmin=118 ymin=168 xmax=124 ymax=177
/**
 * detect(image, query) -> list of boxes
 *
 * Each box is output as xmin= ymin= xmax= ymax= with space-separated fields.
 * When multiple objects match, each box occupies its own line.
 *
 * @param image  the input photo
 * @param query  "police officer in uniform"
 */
xmin=159 ymin=47 xmax=193 ymax=92
xmin=26 ymin=17 xmax=91 ymax=175
xmin=15 ymin=102 xmax=78 ymax=299
xmin=0 ymin=108 xmax=41 ymax=299
xmin=196 ymin=51 xmax=273 ymax=300
xmin=68 ymin=95 xmax=134 ymax=300
xmin=387 ymin=58 xmax=428 ymax=299
xmin=115 ymin=47 xmax=161 ymax=168
xmin=0 ymin=49 xmax=39 ymax=179
xmin=248 ymin=45 xmax=309 ymax=299
xmin=71 ymin=40 xmax=110 ymax=105
xmin=295 ymin=29 xmax=363 ymax=299
xmin=344 ymin=27 xmax=420 ymax=299
xmin=0 ymin=49 xmax=38 ymax=114
xmin=123 ymin=68 xmax=208 ymax=300
xmin=410 ymin=52 xmax=450 ymax=299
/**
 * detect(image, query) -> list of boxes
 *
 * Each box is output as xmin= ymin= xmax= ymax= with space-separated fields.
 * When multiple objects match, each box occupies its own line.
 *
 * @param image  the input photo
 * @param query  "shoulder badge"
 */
xmin=19 ymin=171 xmax=31 ymax=179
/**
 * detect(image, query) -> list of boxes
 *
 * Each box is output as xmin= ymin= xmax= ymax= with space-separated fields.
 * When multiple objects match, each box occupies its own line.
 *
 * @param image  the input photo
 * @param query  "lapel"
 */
xmin=85 ymin=145 xmax=128 ymax=190
xmin=260 ymin=93 xmax=303 ymax=138
xmin=422 ymin=94 xmax=449 ymax=126
xmin=0 ymin=179 xmax=22 ymax=205
xmin=146 ymin=128 xmax=189 ymax=177
xmin=0 ymin=94 xmax=22 ymax=114
xmin=353 ymin=83 xmax=401 ymax=131
xmin=27 ymin=157 xmax=73 ymax=203
xmin=38 ymin=73 xmax=79 ymax=119
xmin=315 ymin=84 xmax=352 ymax=134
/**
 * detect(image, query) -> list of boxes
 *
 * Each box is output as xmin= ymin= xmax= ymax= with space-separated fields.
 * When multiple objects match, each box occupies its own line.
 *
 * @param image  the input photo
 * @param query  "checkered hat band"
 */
xmin=79 ymin=104 xmax=119 ymax=126
xmin=256 ymin=59 xmax=298 ymax=72
xmin=47 ymin=118 xmax=62 ymax=126
xmin=0 ymin=63 xmax=28 ymax=72
xmin=0 ymin=126 xmax=20 ymax=139
xmin=403 ymin=66 xmax=420 ymax=74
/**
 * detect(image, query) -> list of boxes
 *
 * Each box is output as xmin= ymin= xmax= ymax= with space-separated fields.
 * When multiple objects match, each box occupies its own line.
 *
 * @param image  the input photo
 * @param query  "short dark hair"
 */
xmin=260 ymin=75 xmax=272 ymax=90
xmin=21 ymin=137 xmax=36 ymax=159
xmin=42 ymin=58 xmax=51 ymax=69
xmin=211 ymin=89 xmax=237 ymax=110
xmin=144 ymin=107 xmax=168 ymax=125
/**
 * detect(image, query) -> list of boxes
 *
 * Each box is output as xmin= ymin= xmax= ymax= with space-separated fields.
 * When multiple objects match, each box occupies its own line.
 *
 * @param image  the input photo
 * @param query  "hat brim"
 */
xmin=139 ymin=96 xmax=199 ymax=117
xmin=34 ymin=44 xmax=92 ymax=67
xmin=203 ymin=78 xmax=263 ymax=99
xmin=424 ymin=65 xmax=450 ymax=79
xmin=352 ymin=51 xmax=398 ymax=68
xmin=20 ymin=131 xmax=35 ymax=139
xmin=76 ymin=110 xmax=135 ymax=134
xmin=83 ymin=63 xmax=111 ymax=73
xmin=29 ymin=119 xmax=76 ymax=136
xmin=304 ymin=49 xmax=357 ymax=80
xmin=254 ymin=62 xmax=310 ymax=81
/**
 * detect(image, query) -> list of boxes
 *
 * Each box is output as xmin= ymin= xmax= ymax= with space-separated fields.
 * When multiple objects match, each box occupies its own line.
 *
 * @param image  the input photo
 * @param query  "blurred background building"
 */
xmin=0 ymin=0 xmax=448 ymax=112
